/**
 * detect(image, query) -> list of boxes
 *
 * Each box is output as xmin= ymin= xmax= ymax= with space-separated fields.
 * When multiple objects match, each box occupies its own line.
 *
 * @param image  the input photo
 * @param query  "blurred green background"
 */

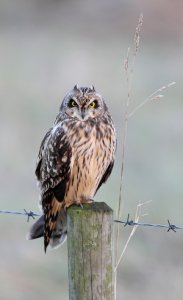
xmin=0 ymin=0 xmax=183 ymax=299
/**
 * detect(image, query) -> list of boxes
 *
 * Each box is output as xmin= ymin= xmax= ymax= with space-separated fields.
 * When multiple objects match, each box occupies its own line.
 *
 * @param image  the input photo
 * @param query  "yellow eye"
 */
xmin=68 ymin=99 xmax=77 ymax=108
xmin=90 ymin=100 xmax=98 ymax=109
xmin=90 ymin=101 xmax=95 ymax=108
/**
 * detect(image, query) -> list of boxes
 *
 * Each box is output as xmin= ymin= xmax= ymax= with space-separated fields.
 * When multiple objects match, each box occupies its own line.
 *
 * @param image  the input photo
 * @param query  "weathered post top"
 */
xmin=67 ymin=202 xmax=114 ymax=300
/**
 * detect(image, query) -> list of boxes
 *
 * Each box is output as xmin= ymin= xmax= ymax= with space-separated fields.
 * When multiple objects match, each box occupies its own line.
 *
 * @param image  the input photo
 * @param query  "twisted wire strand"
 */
xmin=114 ymin=214 xmax=183 ymax=232
xmin=0 ymin=209 xmax=182 ymax=232
xmin=0 ymin=209 xmax=40 ymax=222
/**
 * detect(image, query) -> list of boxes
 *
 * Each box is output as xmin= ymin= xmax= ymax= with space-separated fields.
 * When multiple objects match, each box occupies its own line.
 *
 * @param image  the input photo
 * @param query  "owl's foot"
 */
xmin=87 ymin=198 xmax=94 ymax=203
xmin=74 ymin=197 xmax=94 ymax=208
xmin=80 ymin=196 xmax=94 ymax=204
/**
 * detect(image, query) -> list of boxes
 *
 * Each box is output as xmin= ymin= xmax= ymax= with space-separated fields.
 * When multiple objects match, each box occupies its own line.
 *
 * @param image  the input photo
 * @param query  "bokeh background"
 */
xmin=0 ymin=0 xmax=183 ymax=299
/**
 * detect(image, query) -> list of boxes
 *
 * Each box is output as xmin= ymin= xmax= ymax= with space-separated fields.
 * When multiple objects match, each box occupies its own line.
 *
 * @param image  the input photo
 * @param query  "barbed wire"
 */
xmin=0 ymin=209 xmax=40 ymax=222
xmin=0 ymin=209 xmax=183 ymax=233
xmin=114 ymin=213 xmax=183 ymax=232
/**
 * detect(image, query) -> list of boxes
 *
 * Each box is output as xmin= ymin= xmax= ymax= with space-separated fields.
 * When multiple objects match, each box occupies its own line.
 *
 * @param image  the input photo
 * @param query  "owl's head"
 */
xmin=60 ymin=85 xmax=107 ymax=121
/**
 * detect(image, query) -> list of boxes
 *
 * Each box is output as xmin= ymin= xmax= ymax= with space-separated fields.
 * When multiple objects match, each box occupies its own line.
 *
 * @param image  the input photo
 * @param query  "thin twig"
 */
xmin=114 ymin=16 xmax=144 ymax=299
xmin=115 ymin=200 xmax=147 ymax=272
xmin=128 ymin=81 xmax=176 ymax=118
xmin=115 ymin=13 xmax=144 ymax=276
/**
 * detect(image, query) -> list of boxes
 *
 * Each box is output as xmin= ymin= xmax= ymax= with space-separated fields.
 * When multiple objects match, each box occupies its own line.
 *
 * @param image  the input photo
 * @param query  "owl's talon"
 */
xmin=75 ymin=203 xmax=83 ymax=209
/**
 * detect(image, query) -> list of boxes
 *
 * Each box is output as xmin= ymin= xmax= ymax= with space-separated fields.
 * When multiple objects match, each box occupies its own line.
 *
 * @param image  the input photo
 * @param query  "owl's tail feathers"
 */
xmin=26 ymin=203 xmax=67 ymax=252
xmin=48 ymin=207 xmax=67 ymax=250
xmin=44 ymin=196 xmax=62 ymax=252
xmin=26 ymin=215 xmax=44 ymax=240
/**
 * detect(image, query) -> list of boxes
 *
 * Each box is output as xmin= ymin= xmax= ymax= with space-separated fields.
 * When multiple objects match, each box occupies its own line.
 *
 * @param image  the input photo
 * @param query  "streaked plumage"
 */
xmin=27 ymin=85 xmax=116 ymax=252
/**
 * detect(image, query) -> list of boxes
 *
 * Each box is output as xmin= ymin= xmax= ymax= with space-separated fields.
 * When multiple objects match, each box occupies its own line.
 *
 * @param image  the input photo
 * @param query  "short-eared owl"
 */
xmin=27 ymin=85 xmax=116 ymax=252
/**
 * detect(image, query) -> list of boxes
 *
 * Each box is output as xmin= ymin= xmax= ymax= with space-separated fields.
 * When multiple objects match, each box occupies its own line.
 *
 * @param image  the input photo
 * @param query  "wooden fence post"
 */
xmin=67 ymin=202 xmax=114 ymax=300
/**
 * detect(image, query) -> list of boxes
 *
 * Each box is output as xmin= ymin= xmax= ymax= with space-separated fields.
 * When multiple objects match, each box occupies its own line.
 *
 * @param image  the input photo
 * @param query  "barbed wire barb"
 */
xmin=167 ymin=219 xmax=176 ymax=232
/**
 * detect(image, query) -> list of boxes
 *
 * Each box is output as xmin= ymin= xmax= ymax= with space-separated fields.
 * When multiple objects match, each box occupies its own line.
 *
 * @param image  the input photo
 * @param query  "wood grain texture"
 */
xmin=67 ymin=202 xmax=114 ymax=300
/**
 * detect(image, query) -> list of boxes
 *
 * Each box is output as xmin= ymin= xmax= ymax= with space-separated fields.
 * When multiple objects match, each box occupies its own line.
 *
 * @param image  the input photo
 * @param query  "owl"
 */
xmin=27 ymin=85 xmax=116 ymax=252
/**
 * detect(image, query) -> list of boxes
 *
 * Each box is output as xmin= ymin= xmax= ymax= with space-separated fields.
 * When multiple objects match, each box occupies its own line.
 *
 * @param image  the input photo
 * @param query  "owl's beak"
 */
xmin=80 ymin=107 xmax=85 ymax=119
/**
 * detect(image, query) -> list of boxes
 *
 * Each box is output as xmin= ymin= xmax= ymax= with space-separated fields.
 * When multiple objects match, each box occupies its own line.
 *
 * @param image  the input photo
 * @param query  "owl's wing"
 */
xmin=96 ymin=160 xmax=114 ymax=193
xmin=35 ymin=128 xmax=52 ymax=180
xmin=35 ymin=125 xmax=72 ymax=251
xmin=36 ymin=126 xmax=71 ymax=196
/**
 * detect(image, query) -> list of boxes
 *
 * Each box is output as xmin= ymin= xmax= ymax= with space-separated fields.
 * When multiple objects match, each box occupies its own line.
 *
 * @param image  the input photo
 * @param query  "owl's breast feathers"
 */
xmin=36 ymin=115 xmax=116 ymax=251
